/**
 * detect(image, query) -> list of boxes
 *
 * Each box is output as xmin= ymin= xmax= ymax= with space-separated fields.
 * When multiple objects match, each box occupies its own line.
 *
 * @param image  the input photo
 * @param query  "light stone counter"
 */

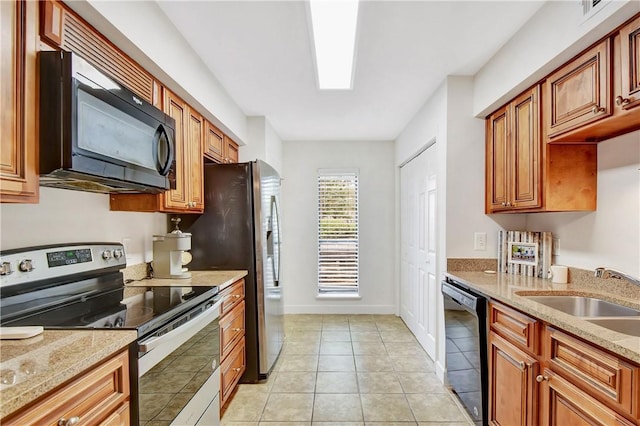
xmin=446 ymin=271 xmax=640 ymax=363
xmin=0 ymin=329 xmax=137 ymax=418
xmin=125 ymin=270 xmax=247 ymax=291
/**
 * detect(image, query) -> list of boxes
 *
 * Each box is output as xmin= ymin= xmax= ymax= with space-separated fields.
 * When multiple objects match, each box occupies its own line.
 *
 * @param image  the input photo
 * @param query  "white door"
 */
xmin=400 ymin=144 xmax=437 ymax=360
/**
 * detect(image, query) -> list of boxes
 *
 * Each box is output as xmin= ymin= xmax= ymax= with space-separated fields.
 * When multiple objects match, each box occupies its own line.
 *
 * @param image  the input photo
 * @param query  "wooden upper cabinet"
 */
xmin=110 ymin=90 xmax=204 ymax=213
xmin=544 ymin=13 xmax=640 ymax=143
xmin=187 ymin=108 xmax=204 ymax=211
xmin=225 ymin=136 xmax=240 ymax=163
xmin=162 ymin=90 xmax=190 ymax=210
xmin=40 ymin=0 xmax=154 ymax=103
xmin=545 ymin=39 xmax=611 ymax=140
xmin=487 ymin=85 xmax=596 ymax=214
xmin=204 ymin=121 xmax=225 ymax=163
xmin=486 ymin=86 xmax=541 ymax=213
xmin=486 ymin=106 xmax=509 ymax=211
xmin=1 ymin=0 xmax=39 ymax=203
xmin=618 ymin=14 xmax=640 ymax=110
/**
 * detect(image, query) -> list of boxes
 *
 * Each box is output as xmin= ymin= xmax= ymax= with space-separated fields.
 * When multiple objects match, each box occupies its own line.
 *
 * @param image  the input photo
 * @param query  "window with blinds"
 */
xmin=317 ymin=170 xmax=359 ymax=295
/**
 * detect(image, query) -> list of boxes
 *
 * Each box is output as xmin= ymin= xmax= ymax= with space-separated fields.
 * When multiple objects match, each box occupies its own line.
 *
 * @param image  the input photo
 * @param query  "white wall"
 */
xmin=241 ymin=117 xmax=284 ymax=175
xmin=66 ymin=0 xmax=248 ymax=143
xmin=0 ymin=188 xmax=166 ymax=266
xmin=474 ymin=0 xmax=640 ymax=116
xmin=526 ymin=131 xmax=640 ymax=276
xmin=281 ymin=140 xmax=395 ymax=314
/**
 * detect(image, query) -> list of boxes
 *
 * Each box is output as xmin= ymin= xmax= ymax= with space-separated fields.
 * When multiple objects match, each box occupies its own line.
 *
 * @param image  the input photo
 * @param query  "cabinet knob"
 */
xmin=505 ymin=202 xmax=512 ymax=207
xmin=232 ymin=328 xmax=243 ymax=332
xmin=536 ymin=375 xmax=549 ymax=383
xmin=591 ymin=105 xmax=605 ymax=114
xmin=233 ymin=367 xmax=242 ymax=372
xmin=615 ymin=96 xmax=630 ymax=106
xmin=501 ymin=202 xmax=506 ymax=207
xmin=58 ymin=417 xmax=80 ymax=426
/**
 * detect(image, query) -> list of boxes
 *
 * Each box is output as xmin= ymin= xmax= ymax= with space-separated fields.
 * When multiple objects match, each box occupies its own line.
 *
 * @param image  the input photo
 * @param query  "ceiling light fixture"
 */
xmin=309 ymin=0 xmax=360 ymax=90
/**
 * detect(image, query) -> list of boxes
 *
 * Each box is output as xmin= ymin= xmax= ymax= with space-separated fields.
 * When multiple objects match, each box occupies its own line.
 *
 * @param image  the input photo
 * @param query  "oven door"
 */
xmin=137 ymin=296 xmax=221 ymax=426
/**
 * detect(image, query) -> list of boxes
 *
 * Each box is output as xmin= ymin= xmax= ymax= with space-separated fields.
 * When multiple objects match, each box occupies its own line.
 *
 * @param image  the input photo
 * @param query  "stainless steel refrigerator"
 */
xmin=180 ymin=160 xmax=283 ymax=382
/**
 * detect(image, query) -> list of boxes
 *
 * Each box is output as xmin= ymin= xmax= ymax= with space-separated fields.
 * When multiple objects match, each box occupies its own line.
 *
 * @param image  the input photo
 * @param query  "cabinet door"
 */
xmin=489 ymin=332 xmax=538 ymax=426
xmin=546 ymin=39 xmax=611 ymax=139
xmin=204 ymin=121 xmax=225 ymax=163
xmin=619 ymin=15 xmax=640 ymax=110
xmin=510 ymin=87 xmax=541 ymax=210
xmin=187 ymin=108 xmax=204 ymax=211
xmin=539 ymin=369 xmax=635 ymax=426
xmin=163 ymin=89 xmax=189 ymax=210
xmin=485 ymin=106 xmax=509 ymax=213
xmin=0 ymin=0 xmax=38 ymax=203
xmin=225 ymin=136 xmax=239 ymax=163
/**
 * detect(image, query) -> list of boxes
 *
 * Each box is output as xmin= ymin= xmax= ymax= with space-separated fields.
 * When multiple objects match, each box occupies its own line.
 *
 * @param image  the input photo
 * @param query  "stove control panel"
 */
xmin=0 ymin=243 xmax=126 ymax=288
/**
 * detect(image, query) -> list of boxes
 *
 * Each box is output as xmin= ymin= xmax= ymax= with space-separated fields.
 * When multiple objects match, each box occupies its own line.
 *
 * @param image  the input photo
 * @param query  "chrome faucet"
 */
xmin=594 ymin=267 xmax=640 ymax=286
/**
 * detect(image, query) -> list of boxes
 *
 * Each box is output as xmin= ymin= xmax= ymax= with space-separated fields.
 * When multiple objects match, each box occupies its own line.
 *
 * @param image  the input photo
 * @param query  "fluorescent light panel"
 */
xmin=310 ymin=0 xmax=359 ymax=90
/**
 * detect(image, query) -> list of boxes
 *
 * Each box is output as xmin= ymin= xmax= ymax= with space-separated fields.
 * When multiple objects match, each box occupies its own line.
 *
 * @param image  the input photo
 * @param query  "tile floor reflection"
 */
xmin=221 ymin=314 xmax=473 ymax=425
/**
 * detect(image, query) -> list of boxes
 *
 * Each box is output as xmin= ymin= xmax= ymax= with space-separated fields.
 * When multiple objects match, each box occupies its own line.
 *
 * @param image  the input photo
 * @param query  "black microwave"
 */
xmin=39 ymin=51 xmax=175 ymax=194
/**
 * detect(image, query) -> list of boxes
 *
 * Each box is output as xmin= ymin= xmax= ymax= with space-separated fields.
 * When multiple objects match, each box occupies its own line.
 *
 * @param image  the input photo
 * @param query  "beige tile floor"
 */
xmin=221 ymin=314 xmax=473 ymax=426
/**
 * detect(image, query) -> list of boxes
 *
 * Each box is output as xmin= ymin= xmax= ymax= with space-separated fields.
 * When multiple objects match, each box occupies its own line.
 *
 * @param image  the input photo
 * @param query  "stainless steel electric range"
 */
xmin=0 ymin=243 xmax=222 ymax=425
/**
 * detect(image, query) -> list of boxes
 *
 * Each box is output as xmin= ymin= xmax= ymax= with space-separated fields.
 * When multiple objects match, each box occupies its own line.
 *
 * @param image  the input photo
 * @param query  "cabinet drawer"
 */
xmin=490 ymin=301 xmax=540 ymax=355
xmin=221 ymin=337 xmax=246 ymax=406
xmin=544 ymin=326 xmax=639 ymax=418
xmin=220 ymin=279 xmax=245 ymax=316
xmin=3 ymin=349 xmax=130 ymax=426
xmin=221 ymin=300 xmax=245 ymax=359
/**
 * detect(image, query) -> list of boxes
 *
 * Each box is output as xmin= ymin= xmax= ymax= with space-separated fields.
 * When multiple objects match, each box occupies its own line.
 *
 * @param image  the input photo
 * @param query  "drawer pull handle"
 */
xmin=591 ymin=105 xmax=605 ymax=114
xmin=232 ymin=328 xmax=243 ymax=332
xmin=234 ymin=294 xmax=241 ymax=299
xmin=615 ymin=96 xmax=630 ymax=106
xmin=536 ymin=375 xmax=549 ymax=383
xmin=233 ymin=367 xmax=242 ymax=372
xmin=58 ymin=417 xmax=80 ymax=426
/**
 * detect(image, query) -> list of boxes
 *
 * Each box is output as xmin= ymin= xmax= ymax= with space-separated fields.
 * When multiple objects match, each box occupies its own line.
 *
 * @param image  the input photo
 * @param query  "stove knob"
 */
xmin=102 ymin=250 xmax=113 ymax=260
xmin=19 ymin=259 xmax=34 ymax=272
xmin=0 ymin=262 xmax=13 ymax=275
xmin=114 ymin=316 xmax=124 ymax=327
xmin=113 ymin=249 xmax=123 ymax=259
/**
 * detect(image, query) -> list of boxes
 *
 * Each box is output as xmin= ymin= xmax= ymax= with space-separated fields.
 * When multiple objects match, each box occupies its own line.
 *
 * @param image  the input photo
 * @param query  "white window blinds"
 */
xmin=317 ymin=170 xmax=359 ymax=294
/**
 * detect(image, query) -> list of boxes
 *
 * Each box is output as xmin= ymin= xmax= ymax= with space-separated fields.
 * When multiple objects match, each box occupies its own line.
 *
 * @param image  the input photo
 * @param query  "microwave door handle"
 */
xmin=154 ymin=124 xmax=174 ymax=176
xmin=139 ymin=300 xmax=221 ymax=354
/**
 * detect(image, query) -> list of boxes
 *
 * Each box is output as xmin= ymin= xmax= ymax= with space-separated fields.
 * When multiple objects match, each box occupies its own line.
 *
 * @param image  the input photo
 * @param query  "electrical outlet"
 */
xmin=474 ymin=232 xmax=487 ymax=251
xmin=552 ymin=238 xmax=560 ymax=256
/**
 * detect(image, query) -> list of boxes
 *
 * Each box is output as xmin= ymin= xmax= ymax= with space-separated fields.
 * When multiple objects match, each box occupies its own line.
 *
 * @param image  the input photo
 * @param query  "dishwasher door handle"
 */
xmin=441 ymin=281 xmax=479 ymax=310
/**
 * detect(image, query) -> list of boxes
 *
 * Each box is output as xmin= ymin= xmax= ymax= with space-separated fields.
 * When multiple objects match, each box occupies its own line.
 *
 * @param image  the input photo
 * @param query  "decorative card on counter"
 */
xmin=498 ymin=231 xmax=552 ymax=278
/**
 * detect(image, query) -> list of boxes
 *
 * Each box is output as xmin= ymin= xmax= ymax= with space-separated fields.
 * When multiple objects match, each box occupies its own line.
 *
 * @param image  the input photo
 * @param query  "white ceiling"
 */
xmin=157 ymin=1 xmax=545 ymax=141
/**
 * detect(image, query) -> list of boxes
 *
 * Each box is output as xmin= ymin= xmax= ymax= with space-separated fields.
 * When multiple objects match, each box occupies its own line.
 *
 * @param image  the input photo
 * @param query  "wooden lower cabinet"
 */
xmin=489 ymin=331 xmax=539 ymax=426
xmin=488 ymin=301 xmax=640 ymax=426
xmin=219 ymin=278 xmax=246 ymax=411
xmin=3 ymin=349 xmax=130 ymax=425
xmin=539 ymin=369 xmax=635 ymax=426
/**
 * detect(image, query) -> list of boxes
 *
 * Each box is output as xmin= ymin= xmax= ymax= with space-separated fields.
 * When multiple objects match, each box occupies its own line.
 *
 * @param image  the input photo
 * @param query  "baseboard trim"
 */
xmin=284 ymin=304 xmax=396 ymax=315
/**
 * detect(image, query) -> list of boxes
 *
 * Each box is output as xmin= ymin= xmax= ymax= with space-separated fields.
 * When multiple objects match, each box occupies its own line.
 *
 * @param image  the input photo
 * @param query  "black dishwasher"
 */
xmin=441 ymin=278 xmax=488 ymax=426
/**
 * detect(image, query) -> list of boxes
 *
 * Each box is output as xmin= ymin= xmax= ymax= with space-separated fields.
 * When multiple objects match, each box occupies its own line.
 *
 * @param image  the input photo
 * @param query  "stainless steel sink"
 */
xmin=526 ymin=296 xmax=640 ymax=317
xmin=586 ymin=318 xmax=640 ymax=337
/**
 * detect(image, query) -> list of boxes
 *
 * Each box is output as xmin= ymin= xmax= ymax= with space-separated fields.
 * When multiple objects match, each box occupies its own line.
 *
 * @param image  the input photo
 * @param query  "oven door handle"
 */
xmin=139 ymin=299 xmax=221 ymax=354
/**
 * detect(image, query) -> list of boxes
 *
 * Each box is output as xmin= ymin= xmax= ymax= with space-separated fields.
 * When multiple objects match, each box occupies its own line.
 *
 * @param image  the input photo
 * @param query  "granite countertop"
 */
xmin=0 ymin=329 xmax=137 ymax=418
xmin=446 ymin=271 xmax=640 ymax=363
xmin=125 ymin=270 xmax=248 ymax=290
